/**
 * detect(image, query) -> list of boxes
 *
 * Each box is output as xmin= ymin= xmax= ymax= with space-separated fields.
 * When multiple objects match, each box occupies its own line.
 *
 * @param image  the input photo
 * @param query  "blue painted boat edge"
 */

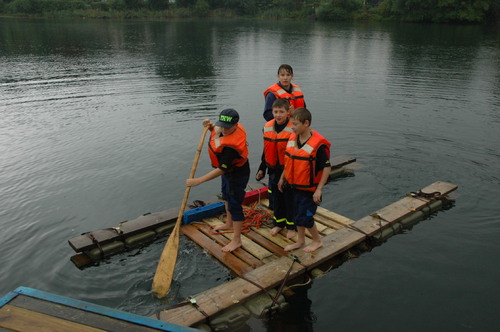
xmin=0 ymin=291 xmax=18 ymax=307
xmin=8 ymin=287 xmax=200 ymax=332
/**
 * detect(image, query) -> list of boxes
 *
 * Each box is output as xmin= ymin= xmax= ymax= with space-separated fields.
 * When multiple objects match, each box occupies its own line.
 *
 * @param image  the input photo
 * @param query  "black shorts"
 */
xmin=221 ymin=172 xmax=250 ymax=222
xmin=285 ymin=188 xmax=317 ymax=228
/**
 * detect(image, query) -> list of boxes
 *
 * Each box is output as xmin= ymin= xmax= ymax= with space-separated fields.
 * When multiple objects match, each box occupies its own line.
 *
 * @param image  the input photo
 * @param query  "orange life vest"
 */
xmin=263 ymin=119 xmax=293 ymax=169
xmin=283 ymin=130 xmax=331 ymax=192
xmin=208 ymin=123 xmax=248 ymax=169
xmin=264 ymin=83 xmax=305 ymax=110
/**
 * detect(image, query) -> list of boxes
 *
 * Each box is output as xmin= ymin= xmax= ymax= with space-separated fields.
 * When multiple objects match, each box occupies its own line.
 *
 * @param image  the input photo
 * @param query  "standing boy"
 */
xmin=263 ymin=64 xmax=306 ymax=122
xmin=278 ymin=107 xmax=331 ymax=253
xmin=186 ymin=109 xmax=250 ymax=253
xmin=256 ymin=98 xmax=297 ymax=239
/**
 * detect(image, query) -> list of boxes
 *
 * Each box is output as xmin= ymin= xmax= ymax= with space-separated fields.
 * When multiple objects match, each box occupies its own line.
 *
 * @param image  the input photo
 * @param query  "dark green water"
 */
xmin=1 ymin=17 xmax=499 ymax=331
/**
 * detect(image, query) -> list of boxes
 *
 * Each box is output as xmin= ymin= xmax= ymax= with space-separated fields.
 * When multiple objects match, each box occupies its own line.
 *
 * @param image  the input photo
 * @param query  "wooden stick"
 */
xmin=152 ymin=126 xmax=210 ymax=298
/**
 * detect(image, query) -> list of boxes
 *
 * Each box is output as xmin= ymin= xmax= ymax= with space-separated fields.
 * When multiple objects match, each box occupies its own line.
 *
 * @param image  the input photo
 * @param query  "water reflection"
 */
xmin=264 ymin=283 xmax=315 ymax=332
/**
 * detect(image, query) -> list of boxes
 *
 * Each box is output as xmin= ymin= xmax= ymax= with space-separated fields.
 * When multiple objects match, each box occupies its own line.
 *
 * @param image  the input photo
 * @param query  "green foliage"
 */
xmin=174 ymin=6 xmax=192 ymax=17
xmin=7 ymin=0 xmax=42 ymax=13
xmin=194 ymin=0 xmax=209 ymax=16
xmin=316 ymin=0 xmax=362 ymax=21
xmin=110 ymin=0 xmax=126 ymax=10
xmin=1 ymin=0 xmax=497 ymax=23
xmin=380 ymin=0 xmax=496 ymax=23
xmin=176 ymin=0 xmax=196 ymax=7
xmin=6 ymin=0 xmax=88 ymax=14
xmin=147 ymin=0 xmax=168 ymax=11
xmin=123 ymin=0 xmax=144 ymax=10
xmin=90 ymin=1 xmax=110 ymax=12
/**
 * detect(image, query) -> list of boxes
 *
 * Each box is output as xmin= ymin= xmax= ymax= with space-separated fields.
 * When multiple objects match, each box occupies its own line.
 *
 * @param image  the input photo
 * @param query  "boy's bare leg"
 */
xmin=222 ymin=221 xmax=242 ymax=252
xmin=270 ymin=226 xmax=283 ymax=236
xmin=303 ymin=224 xmax=323 ymax=252
xmin=286 ymin=229 xmax=296 ymax=239
xmin=284 ymin=227 xmax=305 ymax=251
xmin=213 ymin=202 xmax=233 ymax=231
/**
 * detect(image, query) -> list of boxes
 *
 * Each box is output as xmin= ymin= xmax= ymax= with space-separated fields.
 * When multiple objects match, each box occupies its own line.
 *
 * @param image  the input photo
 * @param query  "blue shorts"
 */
xmin=221 ymin=173 xmax=250 ymax=222
xmin=284 ymin=188 xmax=317 ymax=228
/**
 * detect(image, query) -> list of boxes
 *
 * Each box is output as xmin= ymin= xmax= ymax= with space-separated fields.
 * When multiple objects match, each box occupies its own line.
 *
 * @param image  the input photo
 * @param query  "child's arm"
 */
xmin=277 ymin=172 xmax=285 ymax=192
xmin=313 ymin=166 xmax=331 ymax=204
xmin=256 ymin=152 xmax=267 ymax=181
xmin=187 ymin=168 xmax=224 ymax=187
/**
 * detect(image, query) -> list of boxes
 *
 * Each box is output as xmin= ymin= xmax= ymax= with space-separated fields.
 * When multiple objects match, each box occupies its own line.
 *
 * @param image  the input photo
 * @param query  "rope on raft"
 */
xmin=209 ymin=201 xmax=273 ymax=234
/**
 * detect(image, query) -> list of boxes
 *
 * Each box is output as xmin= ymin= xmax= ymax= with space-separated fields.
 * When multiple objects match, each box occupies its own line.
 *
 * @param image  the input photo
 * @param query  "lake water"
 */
xmin=0 ymin=17 xmax=499 ymax=331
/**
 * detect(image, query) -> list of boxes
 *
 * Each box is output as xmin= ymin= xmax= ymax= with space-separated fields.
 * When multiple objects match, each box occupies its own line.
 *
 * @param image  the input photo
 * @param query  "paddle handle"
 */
xmin=176 ymin=125 xmax=210 ymax=226
xmin=152 ymin=125 xmax=210 ymax=298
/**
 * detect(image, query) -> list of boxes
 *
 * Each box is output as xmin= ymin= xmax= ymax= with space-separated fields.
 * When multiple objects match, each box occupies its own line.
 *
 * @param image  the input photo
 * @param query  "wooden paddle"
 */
xmin=152 ymin=125 xmax=210 ymax=298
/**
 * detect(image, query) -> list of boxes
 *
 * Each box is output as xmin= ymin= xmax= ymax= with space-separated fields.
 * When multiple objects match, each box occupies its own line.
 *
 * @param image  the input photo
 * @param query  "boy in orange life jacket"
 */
xmin=263 ymin=64 xmax=306 ymax=121
xmin=256 ymin=98 xmax=297 ymax=239
xmin=186 ymin=109 xmax=250 ymax=253
xmin=278 ymin=107 xmax=331 ymax=252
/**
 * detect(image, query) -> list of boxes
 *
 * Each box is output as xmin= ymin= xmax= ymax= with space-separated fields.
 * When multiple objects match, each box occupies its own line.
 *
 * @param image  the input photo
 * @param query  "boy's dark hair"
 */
xmin=277 ymin=64 xmax=293 ymax=75
xmin=272 ymin=98 xmax=290 ymax=110
xmin=291 ymin=107 xmax=311 ymax=124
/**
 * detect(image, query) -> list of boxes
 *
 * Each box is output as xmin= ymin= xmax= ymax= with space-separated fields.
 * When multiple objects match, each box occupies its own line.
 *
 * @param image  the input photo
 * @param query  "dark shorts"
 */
xmin=284 ymin=188 xmax=317 ymax=228
xmin=221 ymin=172 xmax=250 ymax=222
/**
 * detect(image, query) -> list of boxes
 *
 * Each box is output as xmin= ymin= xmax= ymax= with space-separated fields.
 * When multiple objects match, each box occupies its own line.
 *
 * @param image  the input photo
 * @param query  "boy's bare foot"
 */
xmin=284 ymin=241 xmax=305 ymax=252
xmin=303 ymin=240 xmax=323 ymax=253
xmin=221 ymin=240 xmax=242 ymax=252
xmin=286 ymin=229 xmax=296 ymax=239
xmin=270 ymin=226 xmax=283 ymax=236
xmin=213 ymin=223 xmax=232 ymax=232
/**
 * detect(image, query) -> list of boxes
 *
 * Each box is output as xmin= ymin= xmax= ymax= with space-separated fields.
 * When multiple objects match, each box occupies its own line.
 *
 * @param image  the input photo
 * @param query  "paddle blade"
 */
xmin=151 ymin=223 xmax=180 ymax=298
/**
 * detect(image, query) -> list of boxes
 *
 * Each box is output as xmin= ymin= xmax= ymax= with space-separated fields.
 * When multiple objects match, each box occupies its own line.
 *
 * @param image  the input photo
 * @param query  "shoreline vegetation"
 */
xmin=0 ymin=0 xmax=499 ymax=24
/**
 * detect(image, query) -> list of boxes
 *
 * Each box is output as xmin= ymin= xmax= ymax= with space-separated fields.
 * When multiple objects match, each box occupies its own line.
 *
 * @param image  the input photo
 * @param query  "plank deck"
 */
xmin=68 ymin=156 xmax=356 ymax=254
xmin=157 ymin=181 xmax=457 ymax=327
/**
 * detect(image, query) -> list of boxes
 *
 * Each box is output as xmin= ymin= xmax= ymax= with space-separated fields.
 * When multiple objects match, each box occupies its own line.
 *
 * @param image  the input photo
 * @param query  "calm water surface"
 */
xmin=0 ymin=18 xmax=499 ymax=331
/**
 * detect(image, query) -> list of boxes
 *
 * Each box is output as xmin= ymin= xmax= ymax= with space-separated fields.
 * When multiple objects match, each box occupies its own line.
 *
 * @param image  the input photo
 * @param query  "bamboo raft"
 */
xmin=153 ymin=181 xmax=457 ymax=330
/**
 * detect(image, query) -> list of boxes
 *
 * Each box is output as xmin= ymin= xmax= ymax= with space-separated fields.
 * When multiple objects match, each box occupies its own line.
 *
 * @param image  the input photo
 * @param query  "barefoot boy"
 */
xmin=256 ymin=98 xmax=297 ymax=239
xmin=278 ymin=107 xmax=331 ymax=252
xmin=186 ymin=109 xmax=250 ymax=252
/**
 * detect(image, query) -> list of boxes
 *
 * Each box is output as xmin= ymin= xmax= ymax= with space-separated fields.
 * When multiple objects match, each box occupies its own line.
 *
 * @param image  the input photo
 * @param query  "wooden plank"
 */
xmin=372 ymin=181 xmax=457 ymax=222
xmin=319 ymin=227 xmax=335 ymax=235
xmin=0 ymin=304 xmax=105 ymax=332
xmin=330 ymin=155 xmax=356 ymax=169
xmin=8 ymin=295 xmax=158 ymax=332
xmin=155 ymin=256 xmax=305 ymax=327
xmin=251 ymin=226 xmax=294 ymax=248
xmin=315 ymin=207 xmax=355 ymax=226
xmin=203 ymin=218 xmax=274 ymax=261
xmin=293 ymin=181 xmax=458 ymax=269
xmin=314 ymin=221 xmax=329 ymax=233
xmin=243 ymin=230 xmax=288 ymax=257
xmin=68 ymin=208 xmax=179 ymax=252
xmin=192 ymin=223 xmax=264 ymax=269
xmin=313 ymin=214 xmax=344 ymax=230
xmin=180 ymin=224 xmax=252 ymax=276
